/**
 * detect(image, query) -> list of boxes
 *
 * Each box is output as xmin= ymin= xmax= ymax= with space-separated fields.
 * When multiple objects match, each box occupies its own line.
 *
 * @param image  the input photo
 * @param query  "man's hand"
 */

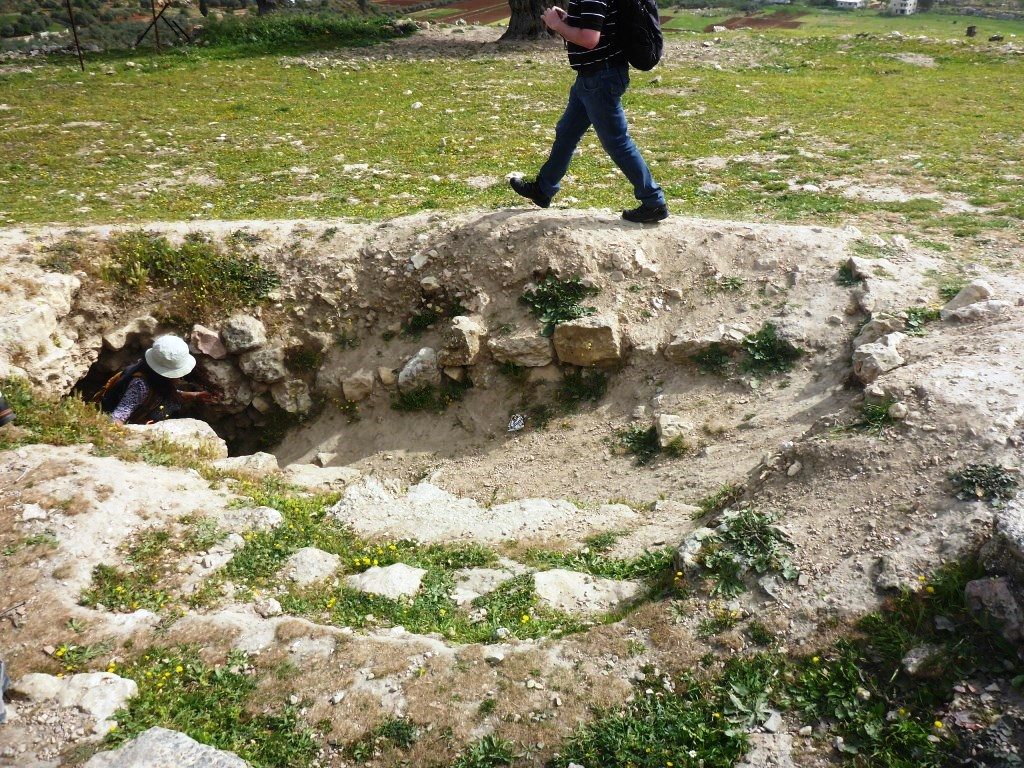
xmin=541 ymin=6 xmax=567 ymax=31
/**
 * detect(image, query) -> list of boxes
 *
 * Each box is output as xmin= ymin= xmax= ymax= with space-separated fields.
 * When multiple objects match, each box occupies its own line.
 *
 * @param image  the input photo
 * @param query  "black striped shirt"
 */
xmin=564 ymin=0 xmax=625 ymax=71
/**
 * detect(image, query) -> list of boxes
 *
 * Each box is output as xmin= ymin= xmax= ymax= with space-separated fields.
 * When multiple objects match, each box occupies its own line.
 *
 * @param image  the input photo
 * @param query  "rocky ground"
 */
xmin=2 ymin=208 xmax=1024 ymax=767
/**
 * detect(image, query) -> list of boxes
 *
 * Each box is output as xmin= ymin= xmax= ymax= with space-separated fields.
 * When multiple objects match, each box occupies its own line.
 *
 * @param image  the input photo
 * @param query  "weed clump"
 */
xmin=950 ymin=463 xmax=1019 ymax=502
xmin=617 ymin=425 xmax=661 ymax=466
xmin=836 ymin=260 xmax=864 ymax=286
xmin=390 ymin=378 xmax=470 ymax=413
xmin=520 ymin=275 xmax=599 ymax=336
xmin=556 ymin=368 xmax=608 ymax=410
xmin=696 ymin=509 xmax=797 ymax=597
xmin=741 ymin=323 xmax=802 ymax=375
xmin=347 ymin=717 xmax=419 ymax=763
xmin=854 ymin=398 xmax=897 ymax=436
xmin=694 ymin=483 xmax=744 ymax=518
xmin=452 ymin=734 xmax=516 ymax=768
xmin=904 ymin=306 xmax=941 ymax=336
xmin=937 ymin=277 xmax=968 ymax=303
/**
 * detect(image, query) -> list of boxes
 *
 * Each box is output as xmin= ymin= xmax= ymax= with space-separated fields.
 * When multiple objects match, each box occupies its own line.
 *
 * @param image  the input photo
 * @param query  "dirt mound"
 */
xmin=705 ymin=11 xmax=806 ymax=32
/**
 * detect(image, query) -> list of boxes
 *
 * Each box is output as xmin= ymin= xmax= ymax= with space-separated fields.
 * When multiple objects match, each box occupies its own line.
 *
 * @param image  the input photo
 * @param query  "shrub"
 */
xmin=618 ymin=425 xmax=661 ymax=466
xmin=100 ymin=231 xmax=280 ymax=323
xmin=198 ymin=13 xmax=409 ymax=51
xmin=556 ymin=368 xmax=608 ymax=410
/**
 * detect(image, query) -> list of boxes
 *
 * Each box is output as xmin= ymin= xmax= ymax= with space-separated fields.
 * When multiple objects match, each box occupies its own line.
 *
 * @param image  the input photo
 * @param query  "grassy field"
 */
xmin=0 ymin=7 xmax=1021 ymax=239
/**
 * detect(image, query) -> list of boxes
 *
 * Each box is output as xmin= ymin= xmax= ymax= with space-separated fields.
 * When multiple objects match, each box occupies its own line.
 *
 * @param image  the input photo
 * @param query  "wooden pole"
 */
xmin=150 ymin=0 xmax=162 ymax=50
xmin=64 ymin=0 xmax=85 ymax=71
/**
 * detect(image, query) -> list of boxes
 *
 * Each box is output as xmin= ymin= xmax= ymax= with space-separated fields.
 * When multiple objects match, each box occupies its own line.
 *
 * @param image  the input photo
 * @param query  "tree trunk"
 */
xmin=255 ymin=0 xmax=276 ymax=15
xmin=500 ymin=0 xmax=554 ymax=41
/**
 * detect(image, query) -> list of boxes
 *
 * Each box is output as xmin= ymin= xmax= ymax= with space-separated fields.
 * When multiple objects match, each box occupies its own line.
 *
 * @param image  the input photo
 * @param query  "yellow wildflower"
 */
xmin=934 ymin=720 xmax=943 ymax=729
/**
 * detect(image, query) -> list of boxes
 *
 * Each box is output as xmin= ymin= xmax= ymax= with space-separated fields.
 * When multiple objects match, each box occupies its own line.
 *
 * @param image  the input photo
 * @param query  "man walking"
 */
xmin=509 ymin=0 xmax=668 ymax=223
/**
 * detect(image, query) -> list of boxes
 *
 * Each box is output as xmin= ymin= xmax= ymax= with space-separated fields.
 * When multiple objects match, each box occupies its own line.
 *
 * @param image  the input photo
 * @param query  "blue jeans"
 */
xmin=537 ymin=64 xmax=665 ymax=207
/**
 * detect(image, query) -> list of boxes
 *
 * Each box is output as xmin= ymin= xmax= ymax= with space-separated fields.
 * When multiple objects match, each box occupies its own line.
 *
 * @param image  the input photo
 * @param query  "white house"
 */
xmin=889 ymin=0 xmax=917 ymax=14
xmin=836 ymin=0 xmax=865 ymax=8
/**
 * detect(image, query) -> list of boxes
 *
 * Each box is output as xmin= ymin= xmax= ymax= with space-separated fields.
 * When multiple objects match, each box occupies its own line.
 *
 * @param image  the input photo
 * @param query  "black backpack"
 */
xmin=618 ymin=0 xmax=663 ymax=72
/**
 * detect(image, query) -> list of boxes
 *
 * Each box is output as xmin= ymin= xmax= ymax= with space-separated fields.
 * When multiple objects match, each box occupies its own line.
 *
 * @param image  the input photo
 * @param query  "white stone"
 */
xmin=346 ymin=563 xmax=427 ymax=599
xmin=533 ymin=569 xmax=641 ymax=614
xmin=212 ymin=452 xmax=280 ymax=476
xmin=438 ymin=316 xmax=487 ymax=367
xmin=941 ymin=279 xmax=992 ymax=314
xmin=84 ymin=727 xmax=249 ymax=768
xmin=238 ymin=346 xmax=287 ymax=384
xmin=654 ymin=414 xmax=697 ymax=451
xmin=852 ymin=332 xmax=905 ymax=384
xmin=20 ymin=503 xmax=48 ymax=521
xmin=941 ymin=300 xmax=1012 ymax=323
xmin=270 ymin=379 xmax=312 ymax=414
xmin=341 ymin=369 xmax=375 ymax=402
xmin=664 ymin=323 xmax=750 ymax=361
xmin=553 ymin=315 xmax=623 ymax=366
xmin=487 ymin=332 xmax=553 ymax=367
xmin=254 ymin=597 xmax=282 ymax=618
xmin=219 ymin=505 xmax=283 ymax=533
xmin=220 ymin=314 xmax=267 ymax=354
xmin=281 ymin=464 xmax=359 ymax=491
xmin=14 ymin=672 xmax=138 ymax=721
xmin=736 ymin=733 xmax=795 ymax=768
xmin=103 ymin=316 xmax=158 ymax=352
xmin=852 ymin=314 xmax=904 ymax=349
xmin=280 ymin=547 xmax=341 ymax=586
xmin=124 ymin=419 xmax=228 ymax=459
xmin=398 ymin=347 xmax=441 ymax=391
xmin=451 ymin=567 xmax=520 ymax=605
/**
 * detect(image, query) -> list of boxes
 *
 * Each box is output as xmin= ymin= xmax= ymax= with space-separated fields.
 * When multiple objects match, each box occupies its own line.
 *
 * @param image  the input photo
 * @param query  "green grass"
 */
xmin=0 ymin=376 xmax=213 ymax=467
xmin=451 ymin=735 xmax=516 ymax=768
xmin=91 ymin=231 xmax=280 ymax=324
xmin=4 ymin=16 xmax=1020 ymax=239
xmin=852 ymin=398 xmax=897 ymax=436
xmin=694 ymin=483 xmax=744 ymax=517
xmin=904 ymin=306 xmax=941 ymax=336
xmin=196 ymin=479 xmax=589 ymax=643
xmin=552 ymin=557 xmax=1015 ymax=768
xmin=198 ymin=13 xmax=409 ymax=53
xmin=109 ymin=647 xmax=319 ymax=768
xmin=523 ymin=542 xmax=674 ymax=581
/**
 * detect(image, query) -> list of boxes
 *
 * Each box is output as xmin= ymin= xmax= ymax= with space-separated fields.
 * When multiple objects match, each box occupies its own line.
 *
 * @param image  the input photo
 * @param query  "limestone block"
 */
xmin=553 ymin=315 xmax=623 ymax=366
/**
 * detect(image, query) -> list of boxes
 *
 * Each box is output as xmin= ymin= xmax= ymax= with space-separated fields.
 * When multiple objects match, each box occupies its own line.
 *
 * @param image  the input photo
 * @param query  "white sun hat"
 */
xmin=145 ymin=335 xmax=197 ymax=379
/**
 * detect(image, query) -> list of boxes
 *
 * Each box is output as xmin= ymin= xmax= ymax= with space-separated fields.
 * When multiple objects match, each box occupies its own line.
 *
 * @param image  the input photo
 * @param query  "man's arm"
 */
xmin=542 ymin=6 xmax=601 ymax=50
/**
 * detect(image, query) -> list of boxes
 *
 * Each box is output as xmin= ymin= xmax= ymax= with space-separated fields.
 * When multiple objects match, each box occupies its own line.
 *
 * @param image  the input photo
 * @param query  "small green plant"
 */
xmin=347 ymin=717 xmax=418 ymax=762
xmin=617 ymin=425 xmax=661 ymax=466
xmin=854 ymin=398 xmax=896 ymax=436
xmin=697 ymin=605 xmax=742 ymax=637
xmin=497 ymin=360 xmax=529 ymax=384
xmin=52 ymin=640 xmax=113 ymax=673
xmin=836 ymin=260 xmax=864 ymax=286
xmin=741 ymin=324 xmax=802 ymax=375
xmin=520 ymin=275 xmax=599 ymax=336
xmin=746 ymin=621 xmax=776 ymax=646
xmin=524 ymin=544 xmax=672 ymax=582
xmin=477 ymin=698 xmax=498 ymax=718
xmin=390 ymin=379 xmax=469 ymax=413
xmin=691 ymin=343 xmax=733 ymax=375
xmin=696 ymin=509 xmax=797 ymax=597
xmin=556 ymin=368 xmax=608 ymax=411
xmin=451 ymin=734 xmax=516 ymax=768
xmin=40 ymin=238 xmax=84 ymax=273
xmin=904 ymin=306 xmax=941 ymax=336
xmin=80 ymin=563 xmax=174 ymax=613
xmin=950 ymin=464 xmax=1019 ymax=502
xmin=706 ymin=275 xmax=746 ymax=293
xmin=937 ymin=277 xmax=967 ymax=303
